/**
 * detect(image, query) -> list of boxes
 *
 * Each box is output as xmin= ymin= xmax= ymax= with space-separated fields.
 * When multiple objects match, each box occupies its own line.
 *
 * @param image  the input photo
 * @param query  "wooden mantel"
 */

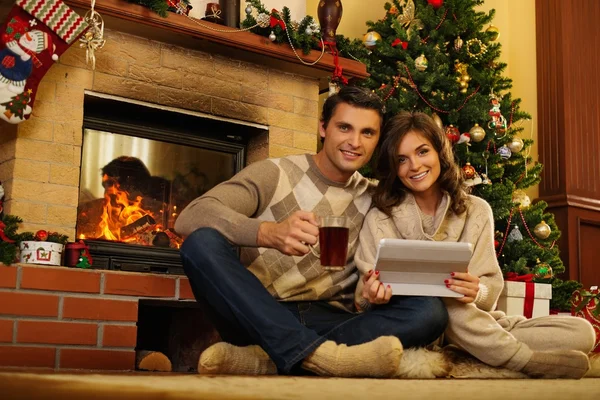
xmin=63 ymin=0 xmax=368 ymax=88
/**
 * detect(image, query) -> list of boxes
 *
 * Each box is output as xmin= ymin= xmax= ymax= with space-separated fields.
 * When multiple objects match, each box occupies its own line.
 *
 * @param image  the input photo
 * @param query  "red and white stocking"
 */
xmin=0 ymin=0 xmax=88 ymax=124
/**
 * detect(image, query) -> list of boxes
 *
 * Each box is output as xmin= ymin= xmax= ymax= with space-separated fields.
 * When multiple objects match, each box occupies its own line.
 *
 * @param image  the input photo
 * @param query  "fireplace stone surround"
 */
xmin=0 ymin=1 xmax=366 ymax=371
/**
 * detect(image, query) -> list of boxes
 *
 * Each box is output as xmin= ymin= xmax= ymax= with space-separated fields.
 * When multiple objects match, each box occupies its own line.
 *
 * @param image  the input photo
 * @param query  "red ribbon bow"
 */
xmin=505 ymin=273 xmax=535 ymax=318
xmin=270 ymin=9 xmax=286 ymax=30
xmin=0 ymin=221 xmax=15 ymax=244
xmin=391 ymin=38 xmax=409 ymax=50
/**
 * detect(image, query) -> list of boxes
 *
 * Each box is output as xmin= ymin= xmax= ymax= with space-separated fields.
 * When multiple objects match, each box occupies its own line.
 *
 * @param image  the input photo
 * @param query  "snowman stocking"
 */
xmin=0 ymin=0 xmax=88 ymax=124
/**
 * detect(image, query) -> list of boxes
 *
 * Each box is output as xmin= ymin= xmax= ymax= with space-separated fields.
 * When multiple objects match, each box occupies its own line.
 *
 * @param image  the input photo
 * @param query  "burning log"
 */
xmin=121 ymin=214 xmax=156 ymax=239
xmin=136 ymin=350 xmax=172 ymax=372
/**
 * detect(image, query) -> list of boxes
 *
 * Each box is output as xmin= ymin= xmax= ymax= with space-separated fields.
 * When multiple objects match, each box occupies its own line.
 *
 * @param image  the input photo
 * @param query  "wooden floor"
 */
xmin=0 ymin=371 xmax=599 ymax=400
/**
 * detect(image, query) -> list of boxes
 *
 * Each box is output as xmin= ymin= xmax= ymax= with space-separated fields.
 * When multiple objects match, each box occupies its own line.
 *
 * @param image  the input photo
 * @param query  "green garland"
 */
xmin=241 ymin=0 xmax=322 ymax=55
xmin=124 ymin=0 xmax=191 ymax=18
xmin=0 ymin=215 xmax=22 ymax=265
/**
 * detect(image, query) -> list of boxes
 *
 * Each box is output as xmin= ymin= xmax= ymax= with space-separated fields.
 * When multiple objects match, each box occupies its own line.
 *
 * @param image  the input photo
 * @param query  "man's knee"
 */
xmin=180 ymin=228 xmax=228 ymax=269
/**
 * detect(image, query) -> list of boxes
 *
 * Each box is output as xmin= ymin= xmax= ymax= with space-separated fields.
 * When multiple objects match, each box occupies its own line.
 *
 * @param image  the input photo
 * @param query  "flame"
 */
xmin=98 ymin=174 xmax=155 ymax=243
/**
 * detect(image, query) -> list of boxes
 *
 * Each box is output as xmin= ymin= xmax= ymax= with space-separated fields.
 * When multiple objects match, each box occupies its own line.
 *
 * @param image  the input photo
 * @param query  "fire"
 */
xmin=98 ymin=174 xmax=158 ymax=243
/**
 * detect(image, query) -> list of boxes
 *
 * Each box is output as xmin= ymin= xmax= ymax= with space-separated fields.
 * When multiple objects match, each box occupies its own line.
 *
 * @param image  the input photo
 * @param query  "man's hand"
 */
xmin=257 ymin=210 xmax=319 ymax=256
xmin=361 ymin=270 xmax=392 ymax=305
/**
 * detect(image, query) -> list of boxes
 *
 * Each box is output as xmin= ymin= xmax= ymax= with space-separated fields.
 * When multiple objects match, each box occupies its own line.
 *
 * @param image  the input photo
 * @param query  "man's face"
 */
xmin=317 ymin=103 xmax=382 ymax=182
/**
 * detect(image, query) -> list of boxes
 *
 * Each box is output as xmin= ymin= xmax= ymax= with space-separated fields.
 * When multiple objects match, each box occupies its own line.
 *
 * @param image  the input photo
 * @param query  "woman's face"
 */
xmin=396 ymin=130 xmax=441 ymax=196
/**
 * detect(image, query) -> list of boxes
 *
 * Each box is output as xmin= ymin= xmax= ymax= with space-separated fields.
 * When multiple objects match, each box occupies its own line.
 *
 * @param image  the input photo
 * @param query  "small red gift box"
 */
xmin=571 ymin=286 xmax=600 ymax=353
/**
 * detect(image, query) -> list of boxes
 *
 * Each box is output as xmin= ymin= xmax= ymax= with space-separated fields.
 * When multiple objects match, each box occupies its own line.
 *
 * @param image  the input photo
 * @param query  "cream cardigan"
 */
xmin=354 ymin=192 xmax=503 ymax=311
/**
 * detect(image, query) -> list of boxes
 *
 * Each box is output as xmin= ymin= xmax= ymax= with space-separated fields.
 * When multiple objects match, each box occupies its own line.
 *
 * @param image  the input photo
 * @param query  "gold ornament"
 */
xmin=454 ymin=60 xmax=470 ymax=94
xmin=454 ymin=36 xmax=463 ymax=51
xmin=534 ymin=221 xmax=552 ymax=239
xmin=469 ymin=123 xmax=486 ymax=142
xmin=534 ymin=259 xmax=553 ymax=279
xmin=432 ymin=113 xmax=443 ymax=130
xmin=512 ymin=189 xmax=531 ymax=209
xmin=486 ymin=25 xmax=500 ymax=42
xmin=415 ymin=53 xmax=428 ymax=72
xmin=466 ymin=38 xmax=487 ymax=59
xmin=363 ymin=31 xmax=382 ymax=49
xmin=397 ymin=0 xmax=423 ymax=35
xmin=508 ymin=136 xmax=524 ymax=153
xmin=462 ymin=163 xmax=476 ymax=179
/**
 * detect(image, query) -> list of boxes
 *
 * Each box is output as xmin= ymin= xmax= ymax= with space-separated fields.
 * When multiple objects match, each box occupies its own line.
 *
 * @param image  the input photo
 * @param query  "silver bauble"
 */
xmin=508 ymin=136 xmax=524 ymax=153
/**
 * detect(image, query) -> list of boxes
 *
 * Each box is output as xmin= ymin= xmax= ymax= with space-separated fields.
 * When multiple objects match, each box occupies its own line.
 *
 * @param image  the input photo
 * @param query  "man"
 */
xmin=175 ymin=86 xmax=448 ymax=378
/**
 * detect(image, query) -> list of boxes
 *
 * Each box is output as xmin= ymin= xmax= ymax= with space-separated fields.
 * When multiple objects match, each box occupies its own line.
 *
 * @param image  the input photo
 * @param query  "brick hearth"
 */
xmin=0 ymin=263 xmax=196 ymax=370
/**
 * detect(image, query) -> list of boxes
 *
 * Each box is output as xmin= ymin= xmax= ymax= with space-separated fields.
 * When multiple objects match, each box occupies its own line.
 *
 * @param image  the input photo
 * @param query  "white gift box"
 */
xmin=19 ymin=241 xmax=64 ymax=266
xmin=496 ymin=281 xmax=552 ymax=318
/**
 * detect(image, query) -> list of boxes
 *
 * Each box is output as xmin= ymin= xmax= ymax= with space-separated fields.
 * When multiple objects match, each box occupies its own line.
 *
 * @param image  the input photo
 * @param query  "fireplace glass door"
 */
xmin=76 ymin=94 xmax=264 ymax=273
xmin=77 ymin=129 xmax=237 ymax=248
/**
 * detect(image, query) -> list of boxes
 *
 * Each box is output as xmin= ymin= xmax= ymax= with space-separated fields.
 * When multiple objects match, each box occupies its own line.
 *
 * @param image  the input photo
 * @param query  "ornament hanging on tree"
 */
xmin=512 ymin=189 xmax=531 ymax=209
xmin=415 ymin=53 xmax=428 ymax=71
xmin=245 ymin=4 xmax=253 ymax=15
xmin=534 ymin=259 xmax=553 ymax=279
xmin=445 ymin=125 xmax=460 ymax=144
xmin=362 ymin=31 xmax=382 ymax=49
xmin=454 ymin=60 xmax=470 ymax=94
xmin=469 ymin=123 xmax=486 ymax=142
xmin=507 ymin=225 xmax=523 ymax=242
xmin=427 ymin=0 xmax=444 ymax=9
xmin=462 ymin=163 xmax=476 ymax=179
xmin=397 ymin=0 xmax=423 ymax=36
xmin=488 ymin=93 xmax=507 ymax=134
xmin=508 ymin=136 xmax=524 ymax=153
xmin=454 ymin=36 xmax=463 ymax=51
xmin=497 ymin=145 xmax=512 ymax=159
xmin=534 ymin=220 xmax=552 ymax=239
xmin=268 ymin=31 xmax=276 ymax=41
xmin=457 ymin=132 xmax=471 ymax=145
xmin=486 ymin=25 xmax=500 ymax=42
xmin=0 ymin=0 xmax=88 ymax=124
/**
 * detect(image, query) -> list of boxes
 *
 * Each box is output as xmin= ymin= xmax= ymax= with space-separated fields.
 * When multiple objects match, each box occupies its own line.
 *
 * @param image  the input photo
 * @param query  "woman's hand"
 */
xmin=361 ymin=270 xmax=392 ymax=305
xmin=446 ymin=271 xmax=479 ymax=303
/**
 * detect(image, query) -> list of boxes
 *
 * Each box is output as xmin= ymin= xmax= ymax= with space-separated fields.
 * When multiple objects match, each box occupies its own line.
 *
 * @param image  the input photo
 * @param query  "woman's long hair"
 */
xmin=372 ymin=111 xmax=467 ymax=217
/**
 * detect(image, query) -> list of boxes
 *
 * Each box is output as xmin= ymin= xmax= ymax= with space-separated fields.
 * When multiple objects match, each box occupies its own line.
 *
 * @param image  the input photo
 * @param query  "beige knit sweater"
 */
xmin=354 ymin=192 xmax=503 ymax=311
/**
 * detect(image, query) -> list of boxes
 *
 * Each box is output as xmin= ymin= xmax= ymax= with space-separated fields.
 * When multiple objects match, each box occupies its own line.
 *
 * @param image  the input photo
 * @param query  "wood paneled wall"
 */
xmin=536 ymin=0 xmax=600 ymax=287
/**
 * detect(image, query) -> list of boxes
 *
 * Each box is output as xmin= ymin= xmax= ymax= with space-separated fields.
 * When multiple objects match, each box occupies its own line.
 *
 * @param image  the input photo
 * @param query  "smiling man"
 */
xmin=175 ymin=86 xmax=448 ymax=378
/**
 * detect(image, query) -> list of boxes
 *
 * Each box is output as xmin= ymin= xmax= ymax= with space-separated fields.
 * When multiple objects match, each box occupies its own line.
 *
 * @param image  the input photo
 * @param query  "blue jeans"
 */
xmin=180 ymin=228 xmax=448 ymax=374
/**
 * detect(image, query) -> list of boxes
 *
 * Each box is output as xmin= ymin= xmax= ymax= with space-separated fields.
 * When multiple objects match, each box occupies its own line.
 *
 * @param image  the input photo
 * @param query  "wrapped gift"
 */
xmin=496 ymin=280 xmax=552 ymax=319
xmin=571 ymin=286 xmax=600 ymax=353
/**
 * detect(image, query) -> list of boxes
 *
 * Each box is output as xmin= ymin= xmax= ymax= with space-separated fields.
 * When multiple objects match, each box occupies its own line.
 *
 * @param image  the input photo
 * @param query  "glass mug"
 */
xmin=310 ymin=216 xmax=350 ymax=271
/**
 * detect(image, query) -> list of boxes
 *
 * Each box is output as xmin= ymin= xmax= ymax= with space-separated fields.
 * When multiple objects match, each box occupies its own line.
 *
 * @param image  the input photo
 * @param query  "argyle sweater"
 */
xmin=175 ymin=154 xmax=375 ymax=310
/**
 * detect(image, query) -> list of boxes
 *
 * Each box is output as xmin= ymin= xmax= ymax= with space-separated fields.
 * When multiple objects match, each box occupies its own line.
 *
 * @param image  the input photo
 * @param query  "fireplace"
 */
xmin=76 ymin=93 xmax=266 ymax=274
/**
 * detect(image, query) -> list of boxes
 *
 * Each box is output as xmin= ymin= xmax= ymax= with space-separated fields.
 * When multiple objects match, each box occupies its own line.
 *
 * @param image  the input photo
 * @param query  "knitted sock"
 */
xmin=198 ymin=342 xmax=277 ymax=375
xmin=301 ymin=336 xmax=403 ymax=378
xmin=0 ymin=0 xmax=88 ymax=124
xmin=521 ymin=350 xmax=590 ymax=379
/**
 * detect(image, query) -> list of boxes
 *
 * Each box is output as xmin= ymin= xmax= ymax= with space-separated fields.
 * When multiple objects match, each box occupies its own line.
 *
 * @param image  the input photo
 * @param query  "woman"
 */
xmin=354 ymin=111 xmax=595 ymax=379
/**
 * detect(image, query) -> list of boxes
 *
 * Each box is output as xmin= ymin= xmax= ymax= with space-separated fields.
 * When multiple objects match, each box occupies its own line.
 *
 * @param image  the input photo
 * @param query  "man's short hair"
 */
xmin=321 ymin=86 xmax=385 ymax=129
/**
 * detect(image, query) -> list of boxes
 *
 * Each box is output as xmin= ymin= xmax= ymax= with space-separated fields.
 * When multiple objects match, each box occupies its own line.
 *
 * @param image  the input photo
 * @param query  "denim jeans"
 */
xmin=180 ymin=228 xmax=448 ymax=374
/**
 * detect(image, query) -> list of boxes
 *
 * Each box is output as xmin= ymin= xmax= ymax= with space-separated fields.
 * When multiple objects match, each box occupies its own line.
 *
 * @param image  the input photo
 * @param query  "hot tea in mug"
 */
xmin=312 ymin=216 xmax=349 ymax=271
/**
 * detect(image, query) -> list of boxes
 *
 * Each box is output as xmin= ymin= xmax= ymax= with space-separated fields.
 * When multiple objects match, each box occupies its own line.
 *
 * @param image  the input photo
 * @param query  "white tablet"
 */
xmin=374 ymin=238 xmax=473 ymax=298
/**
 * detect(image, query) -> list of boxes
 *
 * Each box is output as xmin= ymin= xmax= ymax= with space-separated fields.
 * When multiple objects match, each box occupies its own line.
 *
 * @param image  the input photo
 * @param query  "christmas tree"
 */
xmin=337 ymin=0 xmax=580 ymax=310
xmin=2 ymin=90 xmax=31 ymax=121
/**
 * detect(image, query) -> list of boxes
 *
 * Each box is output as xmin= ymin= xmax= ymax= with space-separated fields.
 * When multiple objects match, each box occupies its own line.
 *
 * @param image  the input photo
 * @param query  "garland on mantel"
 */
xmin=241 ymin=0 xmax=322 ymax=55
xmin=124 ymin=0 xmax=191 ymax=18
xmin=126 ymin=0 xmax=324 ymax=56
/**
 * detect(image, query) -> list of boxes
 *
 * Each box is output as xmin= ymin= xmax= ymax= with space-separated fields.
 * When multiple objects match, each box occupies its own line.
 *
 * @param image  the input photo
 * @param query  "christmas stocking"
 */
xmin=0 ymin=0 xmax=88 ymax=124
